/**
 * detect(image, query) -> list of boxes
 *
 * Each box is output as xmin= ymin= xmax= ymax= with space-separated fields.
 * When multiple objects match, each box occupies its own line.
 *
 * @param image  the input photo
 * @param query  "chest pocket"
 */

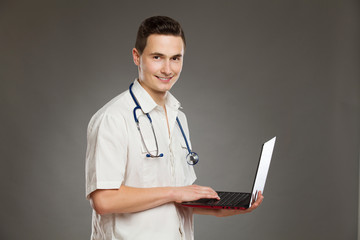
xmin=139 ymin=135 xmax=165 ymax=187
xmin=137 ymin=115 xmax=170 ymax=187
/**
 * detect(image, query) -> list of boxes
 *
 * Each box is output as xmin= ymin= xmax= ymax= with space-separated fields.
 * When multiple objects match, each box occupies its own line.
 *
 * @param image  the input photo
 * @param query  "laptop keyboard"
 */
xmin=183 ymin=191 xmax=251 ymax=208
xmin=215 ymin=191 xmax=250 ymax=207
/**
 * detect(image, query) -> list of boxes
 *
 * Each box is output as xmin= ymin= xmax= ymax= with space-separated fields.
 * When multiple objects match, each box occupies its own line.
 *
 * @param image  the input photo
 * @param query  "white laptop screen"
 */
xmin=250 ymin=136 xmax=276 ymax=206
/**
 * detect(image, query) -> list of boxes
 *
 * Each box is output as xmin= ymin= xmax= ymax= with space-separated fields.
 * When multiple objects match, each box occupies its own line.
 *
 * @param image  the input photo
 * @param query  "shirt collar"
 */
xmin=165 ymin=90 xmax=182 ymax=111
xmin=131 ymin=79 xmax=182 ymax=113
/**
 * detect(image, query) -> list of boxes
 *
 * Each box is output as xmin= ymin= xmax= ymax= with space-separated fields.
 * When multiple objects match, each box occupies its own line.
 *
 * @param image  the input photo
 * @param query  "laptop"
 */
xmin=182 ymin=136 xmax=276 ymax=210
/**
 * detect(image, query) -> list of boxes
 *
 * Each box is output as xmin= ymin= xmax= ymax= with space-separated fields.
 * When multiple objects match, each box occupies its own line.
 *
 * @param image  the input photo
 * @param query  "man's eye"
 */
xmin=172 ymin=57 xmax=180 ymax=61
xmin=153 ymin=56 xmax=160 ymax=60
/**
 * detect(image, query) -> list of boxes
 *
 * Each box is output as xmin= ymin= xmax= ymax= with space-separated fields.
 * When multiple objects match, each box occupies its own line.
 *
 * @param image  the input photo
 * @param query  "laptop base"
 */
xmin=182 ymin=191 xmax=251 ymax=210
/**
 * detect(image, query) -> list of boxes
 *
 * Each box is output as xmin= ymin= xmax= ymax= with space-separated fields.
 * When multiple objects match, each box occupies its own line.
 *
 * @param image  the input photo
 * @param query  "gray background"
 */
xmin=1 ymin=0 xmax=359 ymax=239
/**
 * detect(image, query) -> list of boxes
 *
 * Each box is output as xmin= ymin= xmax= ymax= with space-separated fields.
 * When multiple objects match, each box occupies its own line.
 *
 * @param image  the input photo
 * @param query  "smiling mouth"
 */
xmin=156 ymin=76 xmax=173 ymax=81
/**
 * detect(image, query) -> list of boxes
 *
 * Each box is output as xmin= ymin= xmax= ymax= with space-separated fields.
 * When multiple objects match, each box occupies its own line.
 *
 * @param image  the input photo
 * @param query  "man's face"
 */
xmin=132 ymin=34 xmax=184 ymax=98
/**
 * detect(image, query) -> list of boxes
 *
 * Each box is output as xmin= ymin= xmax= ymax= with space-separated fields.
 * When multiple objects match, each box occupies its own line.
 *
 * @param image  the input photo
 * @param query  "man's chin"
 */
xmin=157 ymin=80 xmax=177 ymax=90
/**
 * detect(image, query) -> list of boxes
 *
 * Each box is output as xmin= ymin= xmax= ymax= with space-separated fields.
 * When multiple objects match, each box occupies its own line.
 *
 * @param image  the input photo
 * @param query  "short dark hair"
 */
xmin=135 ymin=16 xmax=186 ymax=55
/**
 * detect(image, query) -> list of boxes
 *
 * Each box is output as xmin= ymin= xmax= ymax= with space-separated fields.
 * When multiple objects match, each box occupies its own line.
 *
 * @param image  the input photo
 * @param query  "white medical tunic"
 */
xmin=85 ymin=79 xmax=197 ymax=240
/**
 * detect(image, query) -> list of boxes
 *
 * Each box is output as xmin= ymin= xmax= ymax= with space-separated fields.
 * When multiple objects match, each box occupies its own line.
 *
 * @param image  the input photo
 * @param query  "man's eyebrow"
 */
xmin=150 ymin=52 xmax=165 ymax=56
xmin=172 ymin=54 xmax=183 ymax=58
xmin=150 ymin=52 xmax=183 ymax=58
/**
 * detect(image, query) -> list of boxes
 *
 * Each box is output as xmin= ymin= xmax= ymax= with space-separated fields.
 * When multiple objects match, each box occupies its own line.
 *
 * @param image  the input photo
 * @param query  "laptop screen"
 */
xmin=250 ymin=136 xmax=276 ymax=206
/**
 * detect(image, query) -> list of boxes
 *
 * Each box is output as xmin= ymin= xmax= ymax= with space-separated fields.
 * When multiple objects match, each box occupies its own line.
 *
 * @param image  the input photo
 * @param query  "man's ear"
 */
xmin=132 ymin=48 xmax=140 ymax=66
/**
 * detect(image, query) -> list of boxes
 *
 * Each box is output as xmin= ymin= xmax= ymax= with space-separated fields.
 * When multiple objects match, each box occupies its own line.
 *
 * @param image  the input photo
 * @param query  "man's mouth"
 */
xmin=156 ymin=76 xmax=173 ymax=81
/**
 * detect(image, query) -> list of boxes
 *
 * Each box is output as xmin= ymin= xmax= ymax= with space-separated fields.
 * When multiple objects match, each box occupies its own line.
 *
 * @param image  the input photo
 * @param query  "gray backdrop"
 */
xmin=1 ymin=0 xmax=359 ymax=239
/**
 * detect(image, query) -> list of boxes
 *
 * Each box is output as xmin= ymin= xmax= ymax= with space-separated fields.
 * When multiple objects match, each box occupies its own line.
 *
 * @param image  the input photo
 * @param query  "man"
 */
xmin=85 ymin=16 xmax=263 ymax=240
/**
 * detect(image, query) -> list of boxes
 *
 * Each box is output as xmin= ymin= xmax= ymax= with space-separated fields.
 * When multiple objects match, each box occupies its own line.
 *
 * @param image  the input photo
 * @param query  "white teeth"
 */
xmin=157 ymin=76 xmax=172 ymax=80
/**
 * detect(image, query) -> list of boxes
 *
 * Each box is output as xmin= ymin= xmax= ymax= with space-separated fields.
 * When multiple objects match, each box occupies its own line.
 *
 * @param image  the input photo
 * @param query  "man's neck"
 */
xmin=138 ymin=81 xmax=167 ymax=107
xmin=149 ymin=91 xmax=167 ymax=107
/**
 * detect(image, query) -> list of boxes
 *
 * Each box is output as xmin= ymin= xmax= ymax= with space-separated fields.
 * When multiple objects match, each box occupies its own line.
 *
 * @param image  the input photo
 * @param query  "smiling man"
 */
xmin=85 ymin=16 xmax=263 ymax=240
xmin=134 ymin=34 xmax=183 ymax=100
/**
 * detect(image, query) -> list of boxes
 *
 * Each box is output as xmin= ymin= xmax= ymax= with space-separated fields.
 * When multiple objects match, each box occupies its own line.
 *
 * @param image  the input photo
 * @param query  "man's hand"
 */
xmin=192 ymin=191 xmax=264 ymax=217
xmin=172 ymin=184 xmax=220 ymax=203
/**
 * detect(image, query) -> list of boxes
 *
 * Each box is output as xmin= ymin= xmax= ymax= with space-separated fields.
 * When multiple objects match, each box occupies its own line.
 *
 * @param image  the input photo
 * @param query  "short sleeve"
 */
xmin=85 ymin=112 xmax=128 ymax=199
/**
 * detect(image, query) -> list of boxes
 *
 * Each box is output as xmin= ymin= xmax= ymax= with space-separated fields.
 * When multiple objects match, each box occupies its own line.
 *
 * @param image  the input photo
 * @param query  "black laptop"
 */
xmin=182 ymin=137 xmax=276 ymax=210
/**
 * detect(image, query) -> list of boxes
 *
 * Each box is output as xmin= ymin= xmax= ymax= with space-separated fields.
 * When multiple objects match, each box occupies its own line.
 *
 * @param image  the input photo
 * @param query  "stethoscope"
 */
xmin=129 ymin=82 xmax=199 ymax=165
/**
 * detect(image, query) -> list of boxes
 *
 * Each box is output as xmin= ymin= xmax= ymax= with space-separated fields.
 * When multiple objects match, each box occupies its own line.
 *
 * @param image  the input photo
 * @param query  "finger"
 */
xmin=200 ymin=190 xmax=220 ymax=199
xmin=249 ymin=196 xmax=263 ymax=210
xmin=195 ymin=186 xmax=220 ymax=199
xmin=256 ymin=192 xmax=264 ymax=203
xmin=182 ymin=186 xmax=219 ymax=201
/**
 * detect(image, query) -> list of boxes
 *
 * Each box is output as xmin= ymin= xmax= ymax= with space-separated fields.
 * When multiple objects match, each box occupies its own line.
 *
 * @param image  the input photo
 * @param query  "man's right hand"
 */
xmin=172 ymin=184 xmax=220 ymax=203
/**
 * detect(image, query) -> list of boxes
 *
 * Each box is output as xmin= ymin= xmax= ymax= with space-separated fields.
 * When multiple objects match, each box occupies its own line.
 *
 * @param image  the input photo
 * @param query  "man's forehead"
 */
xmin=143 ymin=34 xmax=184 ymax=55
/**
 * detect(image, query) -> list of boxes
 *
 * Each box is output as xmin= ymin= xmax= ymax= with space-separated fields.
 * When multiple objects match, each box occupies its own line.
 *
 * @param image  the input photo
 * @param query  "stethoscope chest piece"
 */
xmin=186 ymin=152 xmax=199 ymax=165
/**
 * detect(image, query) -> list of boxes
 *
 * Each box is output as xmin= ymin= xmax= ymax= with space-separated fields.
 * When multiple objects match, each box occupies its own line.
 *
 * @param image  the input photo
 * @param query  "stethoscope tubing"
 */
xmin=129 ymin=82 xmax=198 ymax=165
xmin=176 ymin=117 xmax=192 ymax=155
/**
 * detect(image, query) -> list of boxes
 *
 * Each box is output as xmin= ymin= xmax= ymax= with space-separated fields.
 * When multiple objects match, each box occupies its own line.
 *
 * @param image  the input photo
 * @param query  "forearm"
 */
xmin=91 ymin=185 xmax=176 ymax=215
xmin=90 ymin=184 xmax=219 ymax=215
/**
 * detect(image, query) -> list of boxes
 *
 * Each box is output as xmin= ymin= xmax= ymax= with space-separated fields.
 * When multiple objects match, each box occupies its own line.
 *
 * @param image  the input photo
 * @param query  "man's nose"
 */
xmin=160 ymin=61 xmax=172 ymax=75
